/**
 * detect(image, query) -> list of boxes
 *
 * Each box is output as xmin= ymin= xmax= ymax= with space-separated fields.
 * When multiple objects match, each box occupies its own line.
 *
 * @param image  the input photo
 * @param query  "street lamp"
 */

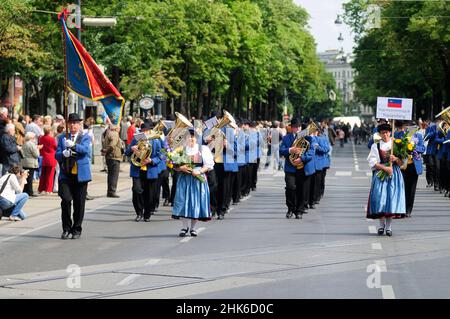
xmin=338 ymin=33 xmax=344 ymax=42
xmin=335 ymin=14 xmax=343 ymax=25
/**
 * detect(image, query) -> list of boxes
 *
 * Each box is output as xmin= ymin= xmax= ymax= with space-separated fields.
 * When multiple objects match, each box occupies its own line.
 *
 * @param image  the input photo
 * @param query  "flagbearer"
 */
xmin=56 ymin=113 xmax=92 ymax=240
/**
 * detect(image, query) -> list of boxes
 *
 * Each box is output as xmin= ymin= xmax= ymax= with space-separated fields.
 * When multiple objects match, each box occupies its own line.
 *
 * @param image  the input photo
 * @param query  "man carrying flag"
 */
xmin=56 ymin=9 xmax=125 ymax=238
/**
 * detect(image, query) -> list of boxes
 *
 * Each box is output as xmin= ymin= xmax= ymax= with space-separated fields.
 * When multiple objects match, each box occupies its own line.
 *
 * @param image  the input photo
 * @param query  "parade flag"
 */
xmin=59 ymin=10 xmax=124 ymax=125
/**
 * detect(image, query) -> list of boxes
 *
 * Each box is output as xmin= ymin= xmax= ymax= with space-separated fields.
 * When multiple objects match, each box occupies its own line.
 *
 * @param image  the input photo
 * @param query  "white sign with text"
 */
xmin=376 ymin=97 xmax=413 ymax=120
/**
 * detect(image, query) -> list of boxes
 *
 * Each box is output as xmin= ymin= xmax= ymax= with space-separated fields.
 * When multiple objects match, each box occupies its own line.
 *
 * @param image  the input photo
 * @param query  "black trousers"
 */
xmin=432 ymin=155 xmax=440 ymax=189
xmin=439 ymin=158 xmax=449 ymax=192
xmin=170 ymin=171 xmax=179 ymax=205
xmin=214 ymin=163 xmax=232 ymax=214
xmin=23 ymin=167 xmax=36 ymax=196
xmin=285 ymin=170 xmax=309 ymax=214
xmin=132 ymin=171 xmax=158 ymax=219
xmin=320 ymin=168 xmax=328 ymax=199
xmin=401 ymin=163 xmax=419 ymax=215
xmin=306 ymin=172 xmax=319 ymax=206
xmin=59 ymin=176 xmax=88 ymax=234
xmin=106 ymin=159 xmax=120 ymax=195
xmin=312 ymin=170 xmax=323 ymax=204
xmin=207 ymin=169 xmax=218 ymax=213
xmin=159 ymin=169 xmax=171 ymax=200
xmin=250 ymin=159 xmax=260 ymax=189
xmin=233 ymin=167 xmax=243 ymax=203
xmin=423 ymin=154 xmax=434 ymax=186
xmin=241 ymin=164 xmax=252 ymax=196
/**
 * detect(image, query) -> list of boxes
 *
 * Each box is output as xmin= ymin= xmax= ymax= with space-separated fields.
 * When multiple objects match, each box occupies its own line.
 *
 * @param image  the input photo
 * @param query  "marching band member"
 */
xmin=367 ymin=122 xmax=406 ymax=236
xmin=445 ymin=128 xmax=450 ymax=198
xmin=233 ymin=121 xmax=246 ymax=205
xmin=125 ymin=121 xmax=162 ymax=222
xmin=315 ymin=126 xmax=331 ymax=204
xmin=425 ymin=121 xmax=439 ymax=190
xmin=436 ymin=120 xmax=448 ymax=195
xmin=279 ymin=119 xmax=314 ymax=219
xmin=173 ymin=127 xmax=214 ymax=237
xmin=241 ymin=120 xmax=252 ymax=198
xmin=393 ymin=121 xmax=425 ymax=217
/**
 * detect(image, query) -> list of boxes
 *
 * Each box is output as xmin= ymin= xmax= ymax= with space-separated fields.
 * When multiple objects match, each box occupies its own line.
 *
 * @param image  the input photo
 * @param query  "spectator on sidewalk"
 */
xmin=1 ymin=124 xmax=22 ymax=175
xmin=53 ymin=125 xmax=65 ymax=193
xmin=21 ymin=132 xmax=40 ymax=197
xmin=0 ymin=107 xmax=11 ymax=177
xmin=13 ymin=114 xmax=25 ymax=146
xmin=102 ymin=124 xmax=123 ymax=198
xmin=0 ymin=165 xmax=29 ymax=221
xmin=38 ymin=126 xmax=57 ymax=195
xmin=25 ymin=115 xmax=43 ymax=144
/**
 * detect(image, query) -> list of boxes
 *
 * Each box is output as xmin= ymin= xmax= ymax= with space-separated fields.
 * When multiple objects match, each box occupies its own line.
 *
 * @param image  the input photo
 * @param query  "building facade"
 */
xmin=318 ymin=49 xmax=373 ymax=119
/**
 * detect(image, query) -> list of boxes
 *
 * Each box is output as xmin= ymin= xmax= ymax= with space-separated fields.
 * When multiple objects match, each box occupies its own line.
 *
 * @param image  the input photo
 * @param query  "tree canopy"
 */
xmin=1 ymin=0 xmax=342 ymax=120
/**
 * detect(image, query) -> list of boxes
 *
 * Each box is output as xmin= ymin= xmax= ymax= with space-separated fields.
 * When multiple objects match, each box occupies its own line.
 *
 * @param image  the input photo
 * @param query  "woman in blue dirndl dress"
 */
xmin=367 ymin=123 xmax=406 ymax=236
xmin=172 ymin=129 xmax=214 ymax=237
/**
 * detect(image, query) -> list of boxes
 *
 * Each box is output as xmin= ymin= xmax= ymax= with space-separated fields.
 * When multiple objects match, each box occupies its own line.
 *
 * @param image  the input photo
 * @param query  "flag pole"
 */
xmin=61 ymin=11 xmax=70 ymax=171
xmin=390 ymin=119 xmax=395 ymax=166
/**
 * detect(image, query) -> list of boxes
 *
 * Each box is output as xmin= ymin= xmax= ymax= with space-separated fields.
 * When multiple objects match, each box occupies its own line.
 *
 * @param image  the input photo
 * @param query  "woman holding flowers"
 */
xmin=171 ymin=128 xmax=214 ymax=237
xmin=367 ymin=122 xmax=406 ymax=236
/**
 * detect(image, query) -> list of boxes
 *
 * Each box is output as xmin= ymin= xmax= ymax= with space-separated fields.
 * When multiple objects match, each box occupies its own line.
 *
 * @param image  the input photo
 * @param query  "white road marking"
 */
xmin=145 ymin=259 xmax=161 ymax=266
xmin=381 ymin=285 xmax=396 ymax=299
xmin=335 ymin=171 xmax=352 ymax=177
xmin=375 ymin=260 xmax=387 ymax=272
xmin=368 ymin=226 xmax=377 ymax=234
xmin=117 ymin=274 xmax=141 ymax=286
xmin=371 ymin=243 xmax=382 ymax=250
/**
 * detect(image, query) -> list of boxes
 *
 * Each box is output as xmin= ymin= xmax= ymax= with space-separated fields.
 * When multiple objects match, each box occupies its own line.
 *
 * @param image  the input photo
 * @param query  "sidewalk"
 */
xmin=0 ymin=158 xmax=132 ymax=226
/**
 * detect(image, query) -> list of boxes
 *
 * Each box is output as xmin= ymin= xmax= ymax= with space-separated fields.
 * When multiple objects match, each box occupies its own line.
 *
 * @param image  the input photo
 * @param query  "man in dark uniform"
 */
xmin=56 ymin=113 xmax=92 ymax=239
xmin=279 ymin=119 xmax=314 ymax=219
xmin=125 ymin=121 xmax=162 ymax=222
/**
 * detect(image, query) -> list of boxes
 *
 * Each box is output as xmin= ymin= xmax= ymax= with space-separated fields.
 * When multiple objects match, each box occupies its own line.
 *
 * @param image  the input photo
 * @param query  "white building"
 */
xmin=318 ymin=49 xmax=373 ymax=118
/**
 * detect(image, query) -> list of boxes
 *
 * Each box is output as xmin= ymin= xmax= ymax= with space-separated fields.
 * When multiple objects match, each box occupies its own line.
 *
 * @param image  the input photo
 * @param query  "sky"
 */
xmin=293 ymin=0 xmax=355 ymax=54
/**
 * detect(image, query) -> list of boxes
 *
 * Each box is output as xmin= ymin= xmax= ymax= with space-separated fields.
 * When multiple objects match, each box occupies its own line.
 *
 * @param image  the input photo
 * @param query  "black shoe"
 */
xmin=190 ymin=229 xmax=198 ymax=237
xmin=86 ymin=195 xmax=94 ymax=200
xmin=179 ymin=228 xmax=189 ymax=237
xmin=286 ymin=210 xmax=293 ymax=219
xmin=163 ymin=199 xmax=170 ymax=206
xmin=426 ymin=183 xmax=433 ymax=188
xmin=217 ymin=214 xmax=224 ymax=220
xmin=378 ymin=227 xmax=385 ymax=236
xmin=143 ymin=218 xmax=151 ymax=222
xmin=135 ymin=215 xmax=143 ymax=222
xmin=309 ymin=204 xmax=316 ymax=209
xmin=385 ymin=229 xmax=392 ymax=237
xmin=434 ymin=186 xmax=439 ymax=191
xmin=107 ymin=193 xmax=120 ymax=198
xmin=71 ymin=233 xmax=81 ymax=239
xmin=406 ymin=213 xmax=411 ymax=218
xmin=61 ymin=231 xmax=70 ymax=240
xmin=294 ymin=212 xmax=302 ymax=219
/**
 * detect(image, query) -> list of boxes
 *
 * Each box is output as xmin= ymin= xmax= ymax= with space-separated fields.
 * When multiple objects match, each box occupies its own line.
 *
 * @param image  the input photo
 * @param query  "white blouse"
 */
xmin=185 ymin=144 xmax=215 ymax=170
xmin=0 ymin=174 xmax=23 ymax=203
xmin=367 ymin=140 xmax=392 ymax=169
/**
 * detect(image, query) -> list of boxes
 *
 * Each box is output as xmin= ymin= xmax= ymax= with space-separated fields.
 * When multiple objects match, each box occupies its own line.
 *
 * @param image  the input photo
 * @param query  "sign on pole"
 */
xmin=139 ymin=95 xmax=154 ymax=110
xmin=376 ymin=97 xmax=413 ymax=120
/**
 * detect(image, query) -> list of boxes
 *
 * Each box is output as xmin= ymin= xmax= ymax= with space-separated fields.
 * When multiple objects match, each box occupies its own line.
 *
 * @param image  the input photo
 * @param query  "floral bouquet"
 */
xmin=161 ymin=147 xmax=206 ymax=183
xmin=376 ymin=128 xmax=419 ymax=181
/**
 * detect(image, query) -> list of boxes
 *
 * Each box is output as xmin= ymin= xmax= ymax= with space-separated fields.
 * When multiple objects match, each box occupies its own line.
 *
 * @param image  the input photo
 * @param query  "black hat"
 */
xmin=68 ymin=113 xmax=82 ymax=122
xmin=290 ymin=118 xmax=300 ymax=128
xmin=377 ymin=123 xmax=392 ymax=132
xmin=188 ymin=127 xmax=195 ymax=135
xmin=140 ymin=120 xmax=153 ymax=131
xmin=243 ymin=119 xmax=251 ymax=125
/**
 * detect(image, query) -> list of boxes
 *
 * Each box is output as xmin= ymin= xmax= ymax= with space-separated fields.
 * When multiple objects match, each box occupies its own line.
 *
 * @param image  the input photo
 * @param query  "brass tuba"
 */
xmin=288 ymin=121 xmax=318 ymax=169
xmin=436 ymin=106 xmax=450 ymax=124
xmin=167 ymin=112 xmax=193 ymax=149
xmin=205 ymin=110 xmax=236 ymax=163
xmin=130 ymin=130 xmax=161 ymax=167
xmin=436 ymin=106 xmax=450 ymax=144
xmin=153 ymin=120 xmax=167 ymax=134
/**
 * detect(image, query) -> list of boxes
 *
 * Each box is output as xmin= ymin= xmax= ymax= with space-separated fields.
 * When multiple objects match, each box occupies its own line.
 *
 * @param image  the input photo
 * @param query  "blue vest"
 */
xmin=125 ymin=137 xmax=162 ymax=179
xmin=55 ymin=133 xmax=92 ymax=183
xmin=425 ymin=124 xmax=437 ymax=155
xmin=279 ymin=133 xmax=314 ymax=175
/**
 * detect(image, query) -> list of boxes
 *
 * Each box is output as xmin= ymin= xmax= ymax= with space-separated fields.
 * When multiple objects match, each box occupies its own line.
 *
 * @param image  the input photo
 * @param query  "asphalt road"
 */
xmin=0 ymin=142 xmax=449 ymax=299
